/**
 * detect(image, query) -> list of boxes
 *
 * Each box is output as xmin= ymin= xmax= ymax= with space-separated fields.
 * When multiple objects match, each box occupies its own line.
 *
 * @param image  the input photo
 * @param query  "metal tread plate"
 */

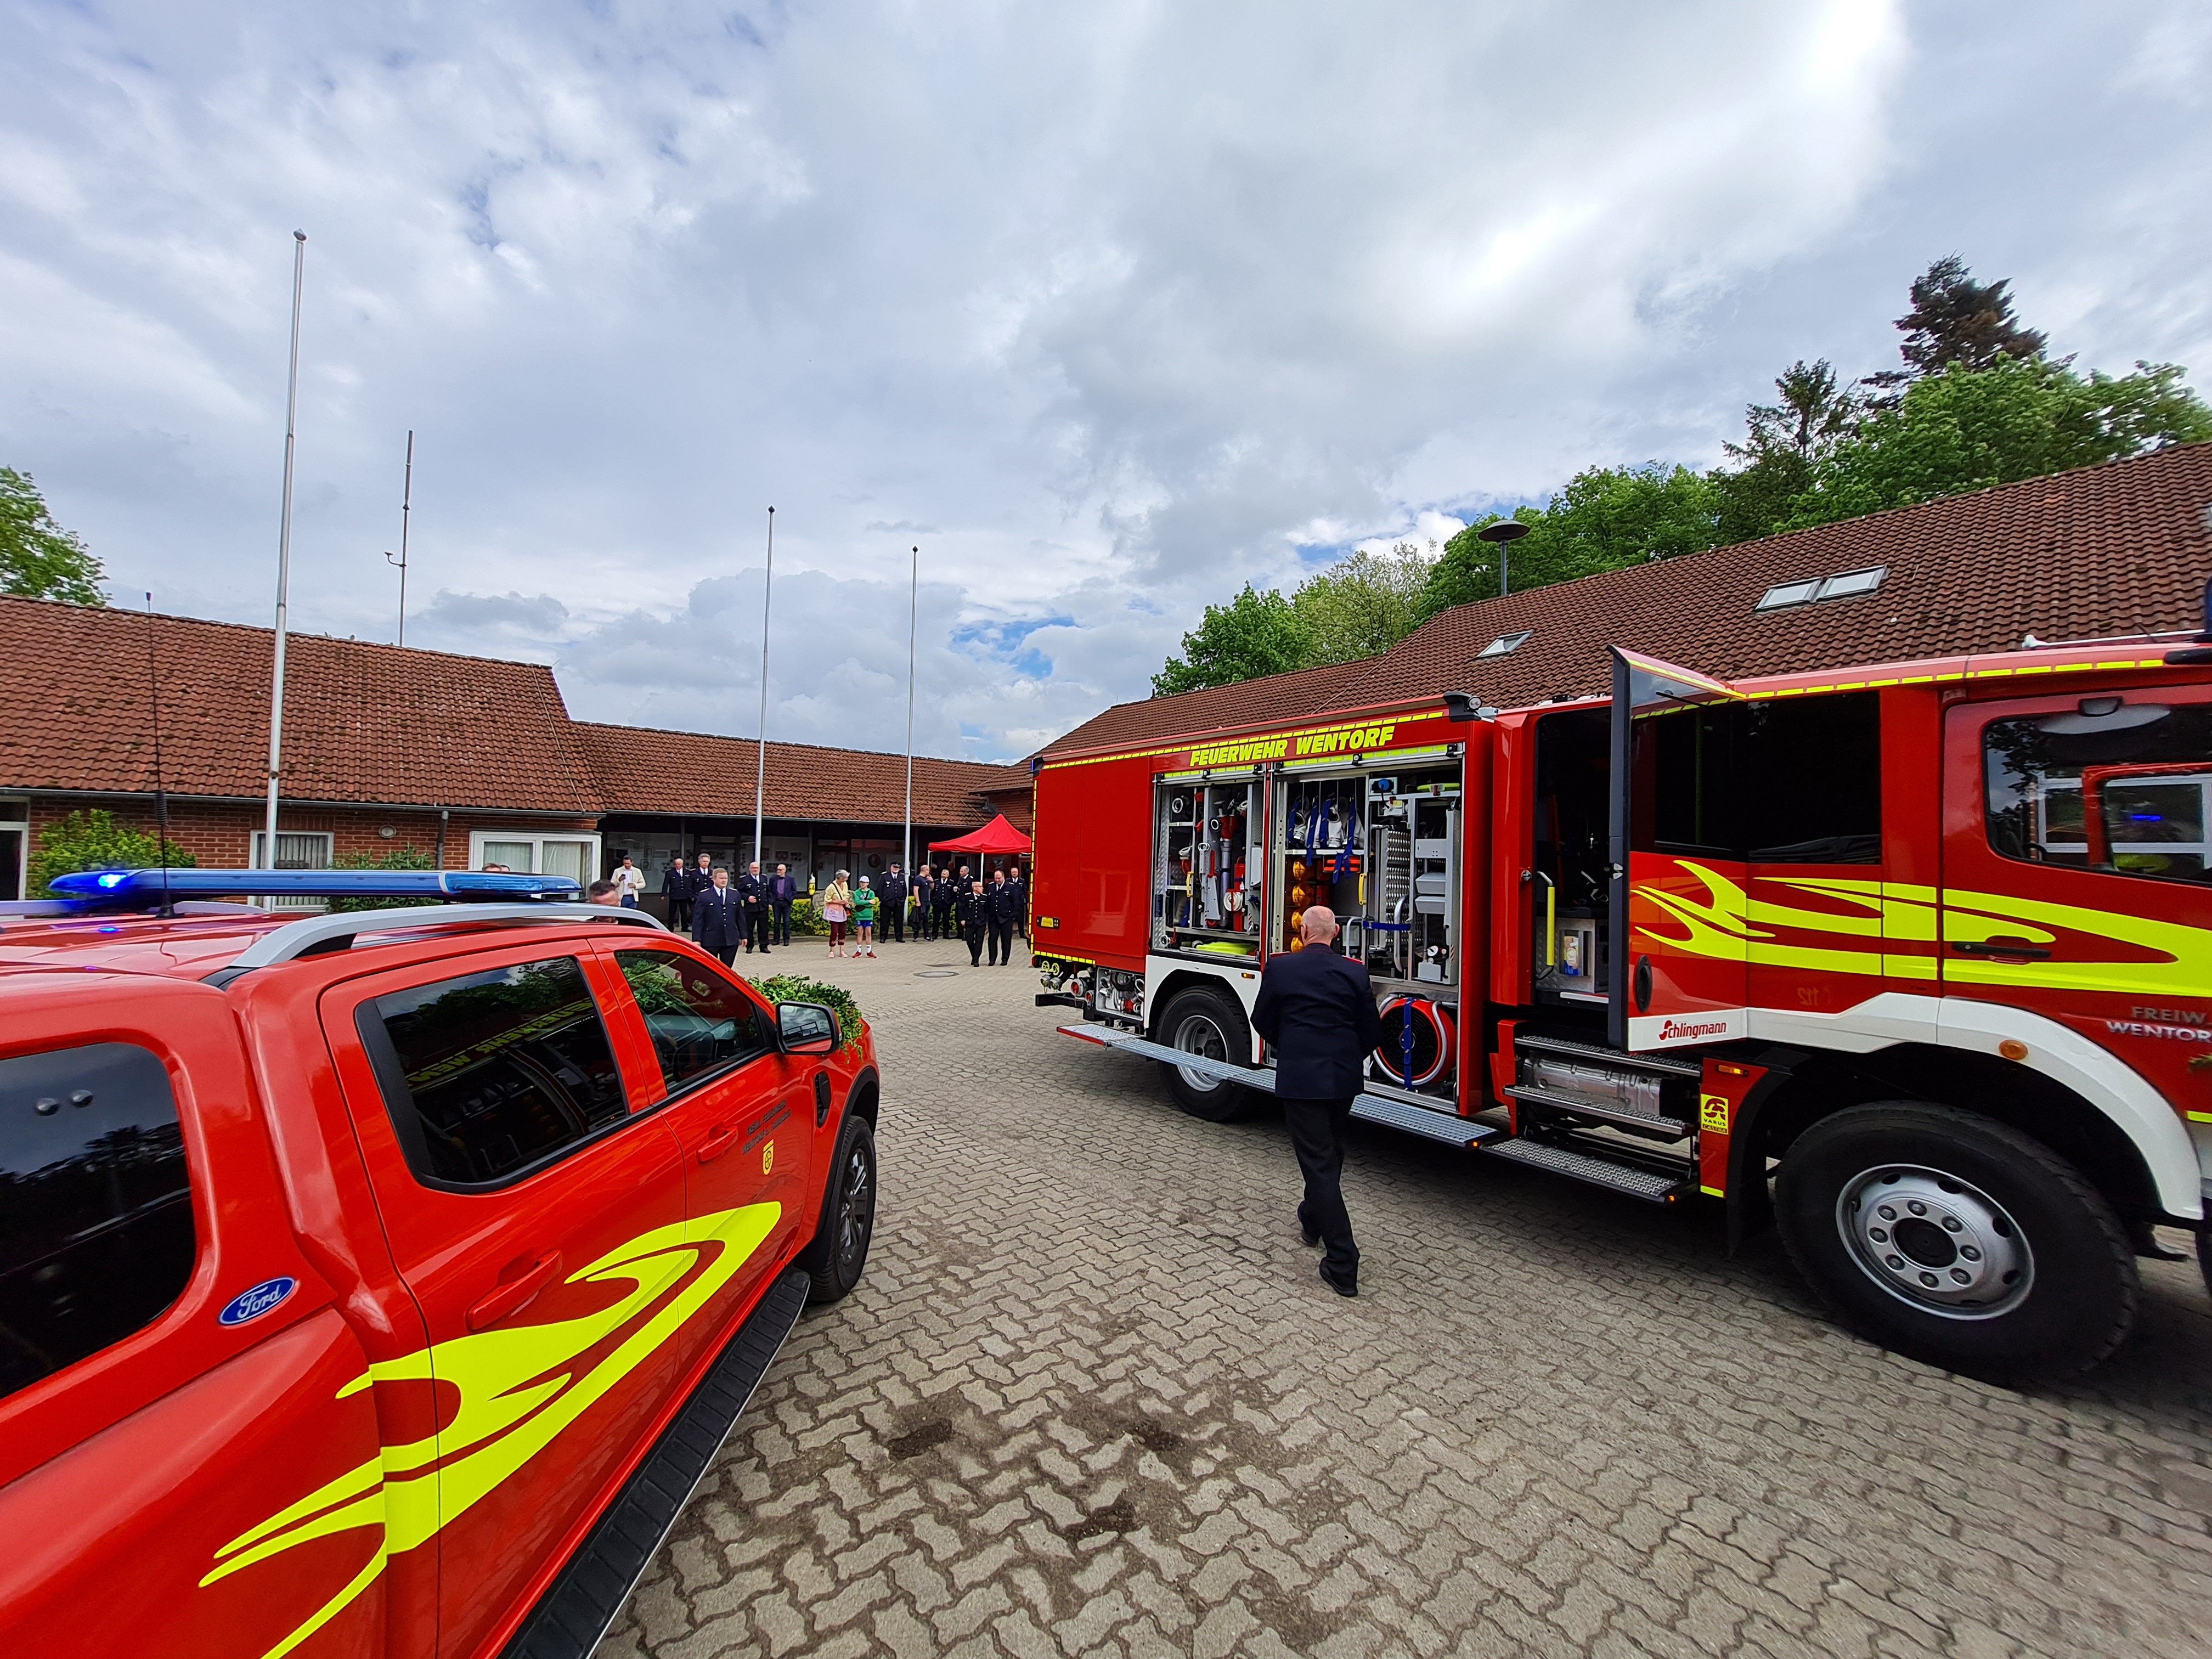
xmin=1058 ymin=1023 xmax=1492 ymax=1149
xmin=501 ymin=1267 xmax=811 ymax=1659
xmin=1483 ymin=1137 xmax=1690 ymax=1203
xmin=1350 ymin=1092 xmax=1497 ymax=1147
xmin=1513 ymin=1033 xmax=1702 ymax=1077
xmin=1503 ymin=1084 xmax=1689 ymax=1137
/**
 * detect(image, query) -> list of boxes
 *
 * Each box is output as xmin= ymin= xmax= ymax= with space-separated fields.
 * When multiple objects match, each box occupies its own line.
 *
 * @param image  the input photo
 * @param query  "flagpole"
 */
xmin=263 ymin=230 xmax=307 ymax=887
xmin=903 ymin=544 xmax=917 ymax=882
xmin=752 ymin=506 xmax=774 ymax=869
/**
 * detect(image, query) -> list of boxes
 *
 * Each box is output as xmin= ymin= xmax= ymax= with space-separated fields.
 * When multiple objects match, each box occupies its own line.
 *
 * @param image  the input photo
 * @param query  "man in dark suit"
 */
xmin=912 ymin=866 xmax=936 ymax=940
xmin=691 ymin=866 xmax=744 ymax=967
xmin=985 ymin=868 xmax=1020 ymax=965
xmin=736 ymin=860 xmax=771 ymax=955
xmin=956 ymin=878 xmax=990 ymax=967
xmin=1251 ymin=906 xmax=1385 ymax=1297
xmin=932 ymin=866 xmax=959 ymax=940
xmin=662 ymin=854 xmax=694 ymax=930
xmin=881 ymin=865 xmax=910 ymax=944
xmin=768 ymin=862 xmax=800 ymax=945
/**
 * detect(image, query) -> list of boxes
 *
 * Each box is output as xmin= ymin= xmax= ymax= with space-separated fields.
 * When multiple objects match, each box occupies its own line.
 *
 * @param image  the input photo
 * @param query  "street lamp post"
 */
xmin=263 ymin=230 xmax=308 ymax=888
xmin=902 ymin=545 xmax=917 ymax=884
xmin=752 ymin=506 xmax=774 ymax=870
xmin=1477 ymin=519 xmax=1529 ymax=597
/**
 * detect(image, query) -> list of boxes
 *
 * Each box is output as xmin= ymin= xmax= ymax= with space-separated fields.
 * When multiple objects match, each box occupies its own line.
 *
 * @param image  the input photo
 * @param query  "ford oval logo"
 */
xmin=218 ymin=1277 xmax=298 ymax=1327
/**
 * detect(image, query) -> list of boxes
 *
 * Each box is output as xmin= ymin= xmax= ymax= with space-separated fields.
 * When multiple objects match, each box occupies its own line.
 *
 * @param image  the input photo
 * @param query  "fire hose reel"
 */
xmin=1374 ymin=996 xmax=1453 ymax=1087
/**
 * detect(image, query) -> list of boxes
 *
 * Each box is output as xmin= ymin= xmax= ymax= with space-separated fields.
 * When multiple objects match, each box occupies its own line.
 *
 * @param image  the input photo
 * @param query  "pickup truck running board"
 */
xmin=1056 ymin=1023 xmax=1496 ymax=1149
xmin=502 ymin=1267 xmax=811 ymax=1659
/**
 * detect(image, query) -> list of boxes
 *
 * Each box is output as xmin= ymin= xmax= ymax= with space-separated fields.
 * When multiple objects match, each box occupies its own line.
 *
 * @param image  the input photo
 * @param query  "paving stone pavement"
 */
xmin=595 ymin=945 xmax=2212 ymax=1659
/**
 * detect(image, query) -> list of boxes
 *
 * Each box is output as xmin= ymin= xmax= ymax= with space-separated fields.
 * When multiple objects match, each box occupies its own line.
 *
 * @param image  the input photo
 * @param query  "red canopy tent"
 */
xmin=927 ymin=812 xmax=1032 ymax=858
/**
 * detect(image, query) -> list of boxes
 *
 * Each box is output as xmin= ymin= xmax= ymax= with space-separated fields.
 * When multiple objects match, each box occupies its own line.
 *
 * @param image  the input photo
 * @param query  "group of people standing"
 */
xmin=662 ymin=853 xmax=803 ymax=966
xmin=651 ymin=851 xmax=1028 ymax=968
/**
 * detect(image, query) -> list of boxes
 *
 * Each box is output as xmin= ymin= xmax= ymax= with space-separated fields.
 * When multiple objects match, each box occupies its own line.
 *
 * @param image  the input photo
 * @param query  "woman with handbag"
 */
xmin=821 ymin=870 xmax=854 ymax=957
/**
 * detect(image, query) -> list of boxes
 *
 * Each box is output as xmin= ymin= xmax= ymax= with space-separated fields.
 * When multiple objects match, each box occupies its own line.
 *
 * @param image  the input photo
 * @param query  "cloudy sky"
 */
xmin=5 ymin=2 xmax=2209 ymax=761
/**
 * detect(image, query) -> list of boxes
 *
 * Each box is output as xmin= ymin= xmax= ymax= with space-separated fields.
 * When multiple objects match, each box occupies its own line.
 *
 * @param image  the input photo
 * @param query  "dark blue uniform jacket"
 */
xmin=1252 ymin=946 xmax=1386 ymax=1101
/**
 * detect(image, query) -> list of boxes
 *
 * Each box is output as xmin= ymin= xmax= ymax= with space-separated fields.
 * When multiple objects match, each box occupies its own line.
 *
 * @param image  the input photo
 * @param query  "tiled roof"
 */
xmin=1037 ymin=658 xmax=1364 ymax=759
xmin=0 ymin=597 xmax=600 ymax=811
xmin=1046 ymin=443 xmax=2212 ymax=757
xmin=569 ymin=722 xmax=1028 ymax=827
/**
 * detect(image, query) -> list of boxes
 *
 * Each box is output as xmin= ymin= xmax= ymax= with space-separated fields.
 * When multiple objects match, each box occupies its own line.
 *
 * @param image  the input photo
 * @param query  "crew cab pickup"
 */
xmin=0 ymin=874 xmax=881 ymax=1659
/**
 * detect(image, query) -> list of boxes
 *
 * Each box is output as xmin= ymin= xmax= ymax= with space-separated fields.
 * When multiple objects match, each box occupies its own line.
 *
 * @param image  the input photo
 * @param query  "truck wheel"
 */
xmin=1775 ymin=1102 xmax=2137 ymax=1384
xmin=805 ymin=1115 xmax=877 ymax=1305
xmin=1154 ymin=986 xmax=1256 ymax=1123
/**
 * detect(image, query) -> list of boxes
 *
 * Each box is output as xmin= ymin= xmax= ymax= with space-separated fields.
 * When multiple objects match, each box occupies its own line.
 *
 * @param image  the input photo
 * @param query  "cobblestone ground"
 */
xmin=597 ymin=944 xmax=2212 ymax=1659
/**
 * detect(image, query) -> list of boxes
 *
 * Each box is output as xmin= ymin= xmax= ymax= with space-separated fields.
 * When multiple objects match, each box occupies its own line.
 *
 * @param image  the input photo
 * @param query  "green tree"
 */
xmin=1 ymin=468 xmax=106 ymax=605
xmin=1151 ymin=583 xmax=1314 ymax=695
xmin=1418 ymin=464 xmax=1720 ymax=620
xmin=1787 ymin=356 xmax=2212 ymax=529
xmin=1291 ymin=543 xmax=1432 ymax=664
xmin=1893 ymin=255 xmax=2049 ymax=377
xmin=30 ymin=808 xmax=196 ymax=896
xmin=1711 ymin=358 xmax=1865 ymax=544
xmin=328 ymin=844 xmax=441 ymax=911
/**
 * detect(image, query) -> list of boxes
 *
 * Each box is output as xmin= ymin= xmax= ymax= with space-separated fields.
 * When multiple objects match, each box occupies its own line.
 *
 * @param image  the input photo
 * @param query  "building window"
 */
xmin=466 ymin=830 xmax=601 ymax=882
xmin=0 ymin=797 xmax=25 ymax=904
xmin=249 ymin=831 xmax=335 ymax=912
xmin=1477 ymin=630 xmax=1533 ymax=658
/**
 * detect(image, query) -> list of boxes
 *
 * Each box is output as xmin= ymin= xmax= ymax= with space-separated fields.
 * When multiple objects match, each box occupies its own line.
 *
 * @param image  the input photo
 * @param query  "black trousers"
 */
xmin=772 ymin=902 xmax=792 ymax=945
xmin=987 ymin=921 xmax=1014 ymax=964
xmin=1283 ymin=1097 xmax=1358 ymax=1285
xmin=888 ymin=903 xmax=906 ymax=943
xmin=670 ymin=899 xmax=691 ymax=932
xmin=711 ymin=945 xmax=738 ymax=967
xmin=935 ymin=908 xmax=954 ymax=942
xmin=964 ymin=923 xmax=985 ymax=966
xmin=744 ymin=910 xmax=772 ymax=953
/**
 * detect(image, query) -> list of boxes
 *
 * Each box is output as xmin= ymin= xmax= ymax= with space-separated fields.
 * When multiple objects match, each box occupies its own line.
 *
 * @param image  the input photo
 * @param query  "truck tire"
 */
xmin=804 ymin=1114 xmax=878 ymax=1305
xmin=1775 ymin=1102 xmax=2137 ymax=1384
xmin=1154 ymin=985 xmax=1257 ymax=1123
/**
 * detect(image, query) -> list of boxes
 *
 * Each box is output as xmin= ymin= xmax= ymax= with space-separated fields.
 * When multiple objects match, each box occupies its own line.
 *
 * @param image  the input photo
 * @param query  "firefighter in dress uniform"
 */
xmin=933 ymin=866 xmax=960 ymax=941
xmin=957 ymin=878 xmax=991 ymax=968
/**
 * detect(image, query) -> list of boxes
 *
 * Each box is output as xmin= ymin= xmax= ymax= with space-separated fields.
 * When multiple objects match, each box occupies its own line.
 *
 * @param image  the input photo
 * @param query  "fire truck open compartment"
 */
xmin=1528 ymin=707 xmax=1613 ymax=1013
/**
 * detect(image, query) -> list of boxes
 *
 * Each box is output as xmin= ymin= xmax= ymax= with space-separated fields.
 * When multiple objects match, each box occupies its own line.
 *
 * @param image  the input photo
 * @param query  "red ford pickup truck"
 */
xmin=0 ymin=871 xmax=881 ymax=1659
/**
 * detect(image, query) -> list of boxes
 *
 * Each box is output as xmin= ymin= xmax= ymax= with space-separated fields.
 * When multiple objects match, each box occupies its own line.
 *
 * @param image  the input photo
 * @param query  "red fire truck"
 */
xmin=1031 ymin=634 xmax=2212 ymax=1381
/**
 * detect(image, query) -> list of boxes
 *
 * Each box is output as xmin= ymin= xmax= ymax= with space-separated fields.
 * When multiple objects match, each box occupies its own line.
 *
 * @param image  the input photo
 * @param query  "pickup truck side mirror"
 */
xmin=777 ymin=1001 xmax=839 ymax=1056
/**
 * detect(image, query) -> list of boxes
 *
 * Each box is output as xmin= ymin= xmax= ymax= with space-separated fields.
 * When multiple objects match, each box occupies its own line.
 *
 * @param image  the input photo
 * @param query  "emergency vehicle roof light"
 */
xmin=46 ymin=868 xmax=585 ymax=906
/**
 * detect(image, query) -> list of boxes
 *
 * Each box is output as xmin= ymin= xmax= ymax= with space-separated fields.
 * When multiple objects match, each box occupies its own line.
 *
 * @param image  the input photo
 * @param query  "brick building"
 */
xmin=0 ymin=597 xmax=1030 ymax=904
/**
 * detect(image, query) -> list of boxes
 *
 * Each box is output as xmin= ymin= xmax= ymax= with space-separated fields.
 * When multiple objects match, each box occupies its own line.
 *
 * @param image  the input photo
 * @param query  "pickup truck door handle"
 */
xmin=1950 ymin=938 xmax=2053 ymax=960
xmin=696 ymin=1126 xmax=738 ymax=1164
xmin=467 ymin=1250 xmax=565 ymax=1331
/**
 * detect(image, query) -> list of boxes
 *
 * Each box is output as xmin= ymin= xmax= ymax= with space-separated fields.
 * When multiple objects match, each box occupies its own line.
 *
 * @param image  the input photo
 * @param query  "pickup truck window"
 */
xmin=616 ymin=950 xmax=772 ymax=1093
xmin=1 ymin=1042 xmax=194 ymax=1401
xmin=362 ymin=955 xmax=630 ymax=1187
xmin=1985 ymin=698 xmax=2212 ymax=883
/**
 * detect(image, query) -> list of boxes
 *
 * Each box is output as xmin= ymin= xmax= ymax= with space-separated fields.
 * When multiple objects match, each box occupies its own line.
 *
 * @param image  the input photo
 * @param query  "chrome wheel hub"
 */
xmin=1172 ymin=1012 xmax=1228 ymax=1092
xmin=1836 ymin=1164 xmax=2032 ymax=1319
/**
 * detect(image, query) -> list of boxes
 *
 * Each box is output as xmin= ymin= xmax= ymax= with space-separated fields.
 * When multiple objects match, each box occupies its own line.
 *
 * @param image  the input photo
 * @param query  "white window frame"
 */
xmin=1 ymin=797 xmax=27 ymax=902
xmin=467 ymin=828 xmax=603 ymax=883
xmin=249 ymin=830 xmax=336 ymax=912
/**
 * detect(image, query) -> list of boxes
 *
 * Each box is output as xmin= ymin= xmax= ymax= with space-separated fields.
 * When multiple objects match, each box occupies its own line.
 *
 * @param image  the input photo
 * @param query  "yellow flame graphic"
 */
xmin=201 ymin=1203 xmax=778 ymax=1659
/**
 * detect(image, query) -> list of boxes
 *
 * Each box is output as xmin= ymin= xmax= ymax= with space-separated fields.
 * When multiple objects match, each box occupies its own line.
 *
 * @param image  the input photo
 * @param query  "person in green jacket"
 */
xmin=852 ymin=876 xmax=880 ymax=957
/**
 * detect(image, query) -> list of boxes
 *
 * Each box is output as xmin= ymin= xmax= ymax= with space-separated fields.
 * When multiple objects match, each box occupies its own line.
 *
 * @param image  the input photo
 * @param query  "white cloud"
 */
xmin=3 ymin=1 xmax=2207 ymax=759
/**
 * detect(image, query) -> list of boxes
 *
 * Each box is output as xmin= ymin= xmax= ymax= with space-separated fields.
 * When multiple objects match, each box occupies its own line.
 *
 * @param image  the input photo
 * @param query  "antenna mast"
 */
xmin=385 ymin=429 xmax=414 ymax=646
xmin=144 ymin=594 xmax=172 ymax=917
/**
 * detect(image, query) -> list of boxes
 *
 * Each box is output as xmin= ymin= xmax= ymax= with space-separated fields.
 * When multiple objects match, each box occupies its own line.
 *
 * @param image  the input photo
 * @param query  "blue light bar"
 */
xmin=47 ymin=868 xmax=585 ymax=905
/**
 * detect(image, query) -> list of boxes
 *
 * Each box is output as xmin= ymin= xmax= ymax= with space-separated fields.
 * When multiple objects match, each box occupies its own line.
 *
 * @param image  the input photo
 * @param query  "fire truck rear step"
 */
xmin=1056 ymin=1023 xmax=1496 ymax=1148
xmin=1482 ymin=1136 xmax=1694 ymax=1204
xmin=1511 ymin=1033 xmax=1702 ymax=1077
xmin=1501 ymin=1084 xmax=1690 ymax=1138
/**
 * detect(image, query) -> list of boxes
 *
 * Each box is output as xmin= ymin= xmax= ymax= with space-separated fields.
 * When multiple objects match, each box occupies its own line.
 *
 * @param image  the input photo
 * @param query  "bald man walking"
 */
xmin=1252 ymin=906 xmax=1385 ymax=1297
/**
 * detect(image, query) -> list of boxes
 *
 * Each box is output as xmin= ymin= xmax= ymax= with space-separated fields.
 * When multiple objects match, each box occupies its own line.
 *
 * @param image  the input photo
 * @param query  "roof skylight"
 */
xmin=1757 ymin=567 xmax=1885 ymax=611
xmin=1477 ymin=629 xmax=1533 ymax=658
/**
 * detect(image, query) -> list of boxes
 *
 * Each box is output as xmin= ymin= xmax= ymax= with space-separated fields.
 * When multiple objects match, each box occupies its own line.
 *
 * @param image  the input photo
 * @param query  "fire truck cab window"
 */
xmin=360 ymin=955 xmax=630 ymax=1188
xmin=0 ymin=1042 xmax=195 ymax=1402
xmin=1633 ymin=692 xmax=1881 ymax=863
xmin=1984 ymin=698 xmax=2212 ymax=882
